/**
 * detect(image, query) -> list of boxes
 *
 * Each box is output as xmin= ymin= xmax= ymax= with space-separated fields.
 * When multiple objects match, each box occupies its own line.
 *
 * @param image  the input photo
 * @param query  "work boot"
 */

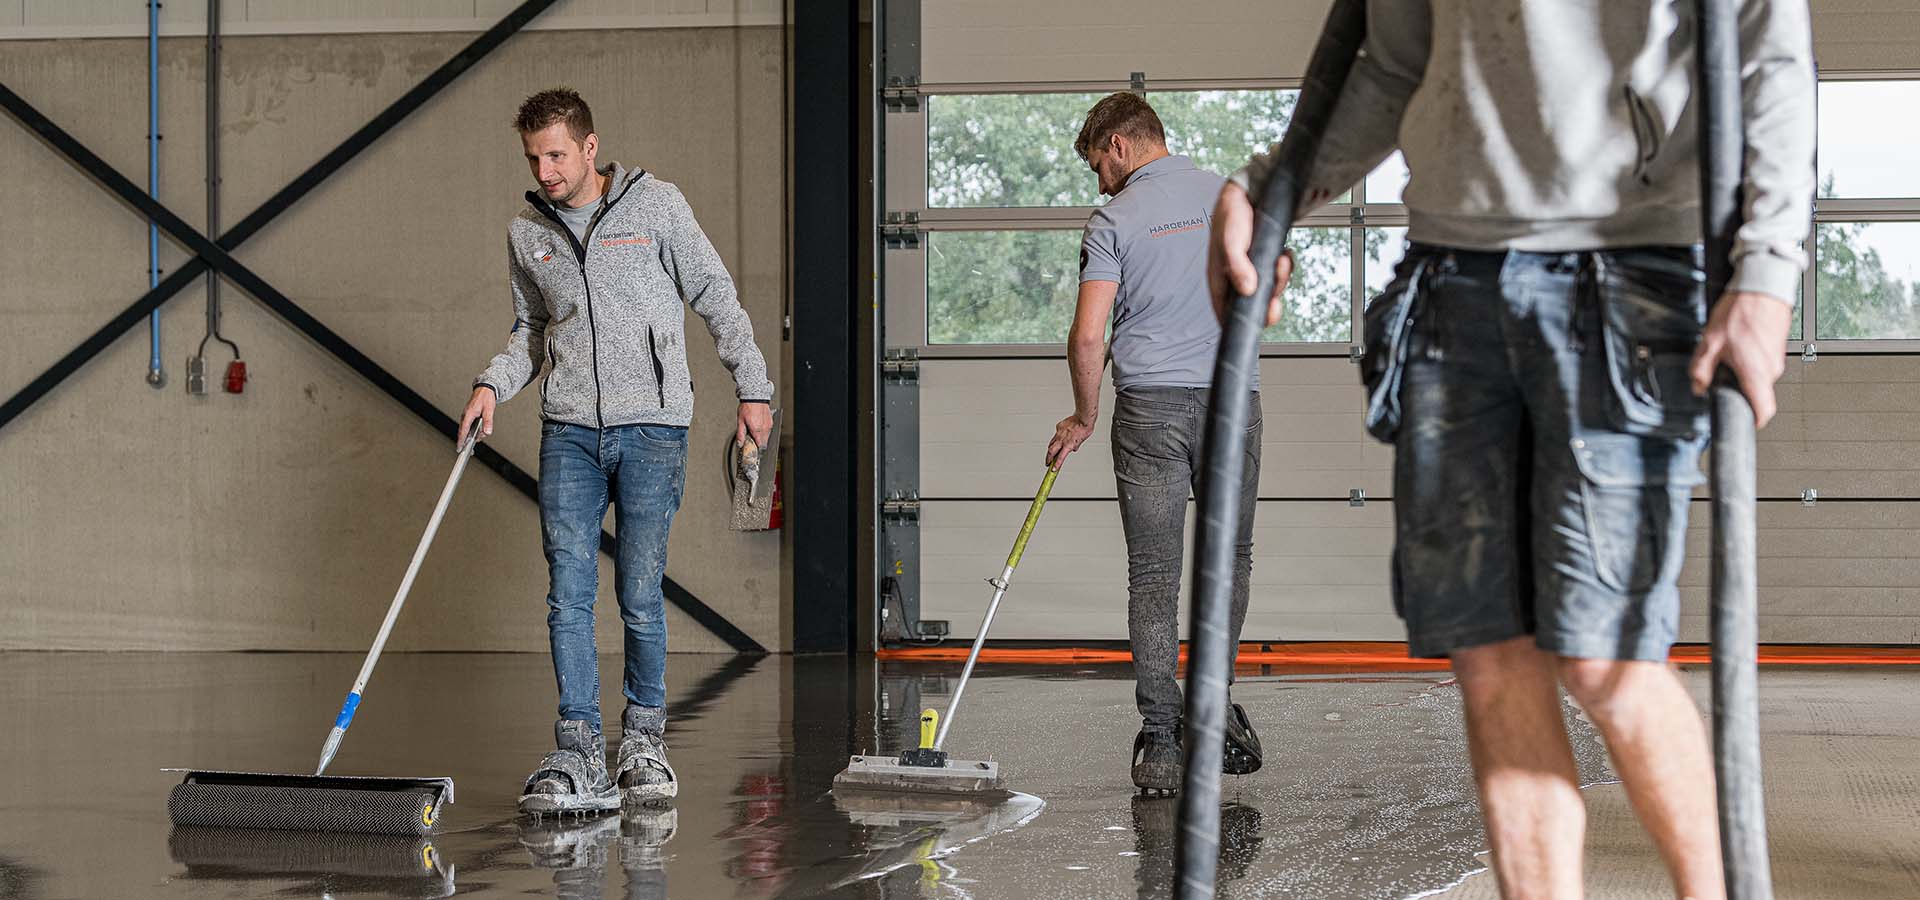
xmin=1222 ymin=703 xmax=1264 ymax=776
xmin=617 ymin=705 xmax=679 ymax=807
xmin=520 ymin=719 xmax=620 ymax=815
xmin=1131 ymin=727 xmax=1182 ymax=795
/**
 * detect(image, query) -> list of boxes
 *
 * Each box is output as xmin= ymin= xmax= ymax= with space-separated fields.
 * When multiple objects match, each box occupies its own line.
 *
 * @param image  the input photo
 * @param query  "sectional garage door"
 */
xmin=878 ymin=0 xmax=1920 ymax=645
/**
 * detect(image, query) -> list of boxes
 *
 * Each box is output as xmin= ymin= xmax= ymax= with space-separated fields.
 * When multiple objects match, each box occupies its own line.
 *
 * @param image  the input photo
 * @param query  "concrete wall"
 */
xmin=0 ymin=0 xmax=783 ymax=39
xmin=0 ymin=25 xmax=788 ymax=651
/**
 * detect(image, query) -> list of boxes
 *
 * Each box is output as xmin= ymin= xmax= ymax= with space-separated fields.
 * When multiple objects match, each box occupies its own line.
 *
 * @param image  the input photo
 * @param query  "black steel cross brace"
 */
xmin=0 ymin=0 xmax=767 ymax=654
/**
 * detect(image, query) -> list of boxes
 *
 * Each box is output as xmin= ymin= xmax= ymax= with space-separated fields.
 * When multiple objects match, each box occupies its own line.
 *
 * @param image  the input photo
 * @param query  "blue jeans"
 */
xmin=1384 ymin=244 xmax=1708 ymax=661
xmin=538 ymin=421 xmax=687 ymax=732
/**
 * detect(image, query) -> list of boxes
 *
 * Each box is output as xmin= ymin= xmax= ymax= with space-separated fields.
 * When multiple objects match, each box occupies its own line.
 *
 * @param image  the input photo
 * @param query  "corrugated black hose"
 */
xmin=1173 ymin=1 xmax=1367 ymax=897
xmin=1697 ymin=0 xmax=1777 ymax=896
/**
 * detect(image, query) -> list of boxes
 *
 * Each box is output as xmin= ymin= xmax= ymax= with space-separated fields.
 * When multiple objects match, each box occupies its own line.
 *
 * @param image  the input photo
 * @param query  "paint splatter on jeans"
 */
xmin=539 ymin=422 xmax=687 ymax=732
xmin=1111 ymin=386 xmax=1262 ymax=732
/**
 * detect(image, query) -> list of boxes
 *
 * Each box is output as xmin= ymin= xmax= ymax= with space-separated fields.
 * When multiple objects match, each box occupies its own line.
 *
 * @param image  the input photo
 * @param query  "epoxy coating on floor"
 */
xmin=0 ymin=653 xmax=1914 ymax=898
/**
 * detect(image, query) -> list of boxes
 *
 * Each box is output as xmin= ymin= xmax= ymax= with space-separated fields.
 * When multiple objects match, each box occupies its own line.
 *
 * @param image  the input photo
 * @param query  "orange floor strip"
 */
xmin=875 ymin=641 xmax=1920 ymax=667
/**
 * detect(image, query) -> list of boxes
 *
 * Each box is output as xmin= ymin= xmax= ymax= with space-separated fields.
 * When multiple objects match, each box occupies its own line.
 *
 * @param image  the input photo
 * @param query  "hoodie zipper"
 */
xmin=528 ymin=169 xmax=647 ymax=430
xmin=646 ymin=328 xmax=666 ymax=408
xmin=1623 ymin=86 xmax=1661 ymax=186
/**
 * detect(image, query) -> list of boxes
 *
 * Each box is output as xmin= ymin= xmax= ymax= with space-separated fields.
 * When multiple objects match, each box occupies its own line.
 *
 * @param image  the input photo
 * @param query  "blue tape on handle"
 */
xmin=334 ymin=692 xmax=362 ymax=730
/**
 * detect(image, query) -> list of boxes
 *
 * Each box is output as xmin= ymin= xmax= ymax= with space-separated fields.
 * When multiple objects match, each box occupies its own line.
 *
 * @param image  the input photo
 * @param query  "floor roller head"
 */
xmin=160 ymin=431 xmax=476 ymax=837
xmin=166 ymin=770 xmax=455 ymax=836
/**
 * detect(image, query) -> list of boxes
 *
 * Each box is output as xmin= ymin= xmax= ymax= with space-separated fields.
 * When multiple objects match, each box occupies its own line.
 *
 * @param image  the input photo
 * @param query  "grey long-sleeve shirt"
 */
xmin=1232 ymin=0 xmax=1815 ymax=304
xmin=476 ymin=162 xmax=775 ymax=429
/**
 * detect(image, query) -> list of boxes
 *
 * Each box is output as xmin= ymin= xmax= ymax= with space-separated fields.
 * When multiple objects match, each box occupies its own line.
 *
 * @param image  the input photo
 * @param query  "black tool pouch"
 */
xmin=1359 ymin=253 xmax=1434 ymax=444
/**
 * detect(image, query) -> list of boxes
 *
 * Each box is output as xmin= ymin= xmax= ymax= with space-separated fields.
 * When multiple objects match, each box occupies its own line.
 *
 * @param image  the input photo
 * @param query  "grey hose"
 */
xmin=1696 ymin=0 xmax=1776 ymax=896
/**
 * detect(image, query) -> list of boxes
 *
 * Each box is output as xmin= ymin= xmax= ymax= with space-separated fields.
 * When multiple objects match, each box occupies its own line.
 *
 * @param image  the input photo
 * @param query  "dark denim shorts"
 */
xmin=1377 ymin=243 xmax=1709 ymax=661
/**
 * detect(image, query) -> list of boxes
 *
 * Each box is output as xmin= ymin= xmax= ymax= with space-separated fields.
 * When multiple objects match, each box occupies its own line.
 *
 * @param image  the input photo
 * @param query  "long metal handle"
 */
xmin=1697 ymin=0 xmax=1775 ymax=895
xmin=1175 ymin=3 xmax=1367 ymax=897
xmin=316 ymin=428 xmax=481 ymax=775
xmin=932 ymin=466 xmax=1059 ymax=751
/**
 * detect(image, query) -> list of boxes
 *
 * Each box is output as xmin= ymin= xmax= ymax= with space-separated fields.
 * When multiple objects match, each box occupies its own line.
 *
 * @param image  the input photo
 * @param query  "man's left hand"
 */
xmin=737 ymin=402 xmax=773 ymax=450
xmin=1689 ymin=291 xmax=1794 ymax=429
xmin=1208 ymin=182 xmax=1296 ymax=326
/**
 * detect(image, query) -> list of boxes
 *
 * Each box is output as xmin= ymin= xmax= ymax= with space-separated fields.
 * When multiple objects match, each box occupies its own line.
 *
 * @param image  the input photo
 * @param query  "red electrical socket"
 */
xmin=224 ymin=360 xmax=248 ymax=394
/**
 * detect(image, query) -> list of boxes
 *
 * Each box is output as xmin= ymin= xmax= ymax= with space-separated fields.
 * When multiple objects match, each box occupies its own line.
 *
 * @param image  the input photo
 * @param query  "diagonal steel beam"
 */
xmin=0 ymin=0 xmax=556 ymax=432
xmin=0 ymin=9 xmax=768 ymax=654
xmin=1 ymin=83 xmax=766 ymax=654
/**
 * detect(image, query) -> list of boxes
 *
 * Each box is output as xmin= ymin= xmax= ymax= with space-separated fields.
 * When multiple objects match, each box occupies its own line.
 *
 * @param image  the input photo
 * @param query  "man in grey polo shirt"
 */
xmin=1046 ymin=92 xmax=1264 ymax=795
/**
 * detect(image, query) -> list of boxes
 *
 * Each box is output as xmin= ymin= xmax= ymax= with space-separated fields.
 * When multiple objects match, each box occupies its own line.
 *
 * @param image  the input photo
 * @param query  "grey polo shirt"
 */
xmin=1079 ymin=154 xmax=1248 ymax=390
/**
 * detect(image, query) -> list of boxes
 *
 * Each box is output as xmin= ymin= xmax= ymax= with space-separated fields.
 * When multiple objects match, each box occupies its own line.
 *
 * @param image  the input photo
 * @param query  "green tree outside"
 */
xmin=927 ymin=230 xmax=1082 ymax=345
xmin=925 ymin=90 xmax=1366 ymax=344
xmin=1815 ymin=220 xmax=1920 ymax=340
xmin=923 ymin=102 xmax=1920 ymax=345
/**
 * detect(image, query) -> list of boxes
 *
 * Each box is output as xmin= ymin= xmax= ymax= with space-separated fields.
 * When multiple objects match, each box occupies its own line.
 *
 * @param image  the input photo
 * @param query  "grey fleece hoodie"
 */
xmin=1232 ymin=0 xmax=1815 ymax=304
xmin=476 ymin=162 xmax=774 ymax=429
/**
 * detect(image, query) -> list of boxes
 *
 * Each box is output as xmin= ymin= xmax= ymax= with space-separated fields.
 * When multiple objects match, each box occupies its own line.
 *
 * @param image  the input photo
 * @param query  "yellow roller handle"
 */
xmin=935 ymin=462 xmax=1061 ymax=752
xmin=919 ymin=708 xmax=939 ymax=749
xmin=1004 ymin=467 xmax=1059 ymax=571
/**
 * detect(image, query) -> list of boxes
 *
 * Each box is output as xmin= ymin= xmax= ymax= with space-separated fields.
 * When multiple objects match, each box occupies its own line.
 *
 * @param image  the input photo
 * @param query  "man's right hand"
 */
xmin=1046 ymin=414 xmax=1095 ymax=471
xmin=1688 ymin=291 xmax=1794 ymax=429
xmin=1208 ymin=181 xmax=1295 ymax=327
xmin=459 ymin=386 xmax=496 ymax=447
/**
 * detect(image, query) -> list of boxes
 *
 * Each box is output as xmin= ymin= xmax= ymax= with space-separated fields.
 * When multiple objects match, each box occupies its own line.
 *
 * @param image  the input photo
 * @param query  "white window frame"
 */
xmin=1800 ymin=70 xmax=1920 ymax=352
xmin=898 ymin=77 xmax=1383 ymax=359
xmin=887 ymin=71 xmax=1920 ymax=360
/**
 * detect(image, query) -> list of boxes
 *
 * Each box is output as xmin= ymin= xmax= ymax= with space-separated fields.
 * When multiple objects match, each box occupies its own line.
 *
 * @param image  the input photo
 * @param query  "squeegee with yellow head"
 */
xmin=834 ymin=466 xmax=1059 ymax=799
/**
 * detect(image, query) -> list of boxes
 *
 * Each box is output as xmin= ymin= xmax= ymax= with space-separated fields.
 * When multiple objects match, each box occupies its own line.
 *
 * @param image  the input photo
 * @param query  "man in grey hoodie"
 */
xmin=1210 ymin=4 xmax=1812 ymax=898
xmin=458 ymin=88 xmax=774 ymax=814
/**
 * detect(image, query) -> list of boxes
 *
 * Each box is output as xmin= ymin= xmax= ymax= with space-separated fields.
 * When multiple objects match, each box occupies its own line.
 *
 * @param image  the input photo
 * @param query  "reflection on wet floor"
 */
xmin=0 ymin=854 xmax=42 ymax=900
xmin=167 ymin=826 xmax=456 ymax=898
xmin=0 ymin=652 xmax=1913 ymax=898
xmin=890 ymin=669 xmax=1610 ymax=900
xmin=0 ymin=653 xmax=1585 ymax=899
xmin=514 ymin=807 xmax=674 ymax=900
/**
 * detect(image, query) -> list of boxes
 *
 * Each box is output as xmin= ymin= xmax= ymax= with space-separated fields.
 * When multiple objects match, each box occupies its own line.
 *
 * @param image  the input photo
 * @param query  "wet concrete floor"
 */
xmin=0 ymin=652 xmax=1912 ymax=898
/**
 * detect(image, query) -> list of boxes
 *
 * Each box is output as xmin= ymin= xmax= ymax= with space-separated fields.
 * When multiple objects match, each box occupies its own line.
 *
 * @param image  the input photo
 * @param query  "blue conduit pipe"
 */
xmin=145 ymin=0 xmax=164 ymax=388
